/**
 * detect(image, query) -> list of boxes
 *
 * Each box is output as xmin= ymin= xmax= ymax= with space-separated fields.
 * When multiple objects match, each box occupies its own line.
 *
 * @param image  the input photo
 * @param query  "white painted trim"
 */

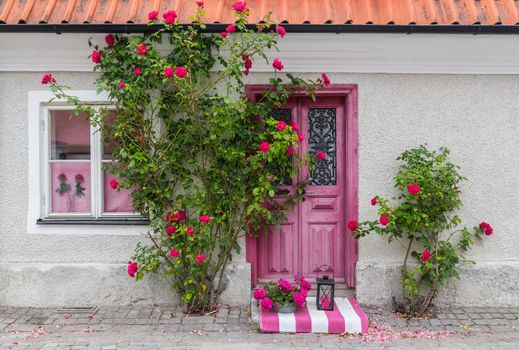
xmin=27 ymin=90 xmax=147 ymax=235
xmin=3 ymin=33 xmax=519 ymax=74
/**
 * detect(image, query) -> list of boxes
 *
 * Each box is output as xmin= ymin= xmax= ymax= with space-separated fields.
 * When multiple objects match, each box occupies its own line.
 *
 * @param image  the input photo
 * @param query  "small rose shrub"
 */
xmin=254 ymin=276 xmax=312 ymax=310
xmin=349 ymin=145 xmax=493 ymax=317
xmin=43 ymin=2 xmax=328 ymax=313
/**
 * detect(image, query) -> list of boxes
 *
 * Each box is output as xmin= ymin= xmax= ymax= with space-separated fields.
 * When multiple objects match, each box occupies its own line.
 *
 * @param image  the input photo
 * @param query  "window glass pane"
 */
xmin=308 ymin=108 xmax=337 ymax=186
xmin=272 ymin=108 xmax=293 ymax=186
xmin=50 ymin=110 xmax=90 ymax=160
xmin=102 ymin=110 xmax=118 ymax=160
xmin=103 ymin=170 xmax=133 ymax=213
xmin=50 ymin=163 xmax=91 ymax=213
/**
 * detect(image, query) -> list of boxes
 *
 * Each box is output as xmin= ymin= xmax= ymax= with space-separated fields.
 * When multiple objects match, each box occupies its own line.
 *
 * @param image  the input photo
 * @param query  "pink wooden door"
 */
xmin=256 ymin=96 xmax=348 ymax=283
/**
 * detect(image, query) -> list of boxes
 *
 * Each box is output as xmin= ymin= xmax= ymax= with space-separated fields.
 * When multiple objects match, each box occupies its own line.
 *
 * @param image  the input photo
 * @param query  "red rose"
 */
xmin=407 ymin=183 xmax=421 ymax=195
xmin=276 ymin=25 xmax=286 ymax=37
xmin=133 ymin=67 xmax=142 ymax=76
xmin=127 ymin=261 xmax=138 ymax=277
xmin=163 ymin=10 xmax=177 ymax=25
xmin=166 ymin=225 xmax=176 ymax=236
xmin=196 ymin=2 xmax=204 ymax=7
xmin=259 ymin=141 xmax=270 ymax=153
xmin=109 ymin=178 xmax=118 ymax=190
xmin=290 ymin=121 xmax=299 ymax=131
xmin=105 ymin=34 xmax=115 ymax=46
xmin=243 ymin=56 xmax=252 ymax=69
xmin=175 ymin=66 xmax=188 ymax=78
xmin=421 ymin=250 xmax=431 ymax=262
xmin=164 ymin=67 xmax=174 ymax=78
xmin=297 ymin=133 xmax=304 ymax=142
xmin=170 ymin=249 xmax=180 ymax=258
xmin=321 ymin=73 xmax=330 ymax=85
xmin=196 ymin=254 xmax=205 ymax=263
xmin=286 ymin=147 xmax=294 ymax=156
xmin=232 ymin=1 xmax=247 ymax=12
xmin=479 ymin=221 xmax=494 ymax=236
xmin=276 ymin=121 xmax=287 ymax=131
xmin=371 ymin=197 xmax=377 ymax=206
xmin=91 ymin=50 xmax=102 ymax=64
xmin=220 ymin=32 xmax=228 ymax=38
xmin=148 ymin=10 xmax=159 ymax=21
xmin=41 ymin=73 xmax=55 ymax=84
xmin=187 ymin=227 xmax=195 ymax=235
xmin=316 ymin=151 xmax=326 ymax=160
xmin=75 ymin=174 xmax=84 ymax=182
xmin=199 ymin=215 xmax=211 ymax=223
xmin=119 ymin=81 xmax=125 ymax=89
xmin=137 ymin=43 xmax=148 ymax=56
xmin=226 ymin=25 xmax=236 ymax=33
xmin=272 ymin=58 xmax=284 ymax=71
xmin=347 ymin=220 xmax=358 ymax=231
xmin=379 ymin=215 xmax=389 ymax=226
xmin=167 ymin=210 xmax=186 ymax=223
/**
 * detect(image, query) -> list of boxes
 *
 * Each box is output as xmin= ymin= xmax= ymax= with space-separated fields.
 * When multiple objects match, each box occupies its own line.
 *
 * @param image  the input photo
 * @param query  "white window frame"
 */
xmin=28 ymin=90 xmax=147 ymax=235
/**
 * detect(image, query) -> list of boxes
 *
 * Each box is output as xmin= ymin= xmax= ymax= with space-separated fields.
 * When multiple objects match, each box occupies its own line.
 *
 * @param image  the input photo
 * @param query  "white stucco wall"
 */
xmin=1 ymin=33 xmax=518 ymax=307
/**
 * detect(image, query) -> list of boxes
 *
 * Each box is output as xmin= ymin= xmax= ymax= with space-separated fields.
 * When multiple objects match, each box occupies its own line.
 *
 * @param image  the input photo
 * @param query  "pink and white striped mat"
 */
xmin=258 ymin=297 xmax=368 ymax=334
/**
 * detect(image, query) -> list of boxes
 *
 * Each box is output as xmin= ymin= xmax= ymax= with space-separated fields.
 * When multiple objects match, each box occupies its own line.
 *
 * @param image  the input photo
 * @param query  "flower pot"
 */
xmin=273 ymin=303 xmax=297 ymax=314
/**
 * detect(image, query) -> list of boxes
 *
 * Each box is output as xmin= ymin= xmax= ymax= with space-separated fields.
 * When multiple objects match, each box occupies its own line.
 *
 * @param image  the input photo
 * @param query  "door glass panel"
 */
xmin=272 ymin=108 xmax=293 ymax=186
xmin=308 ymin=108 xmax=336 ymax=186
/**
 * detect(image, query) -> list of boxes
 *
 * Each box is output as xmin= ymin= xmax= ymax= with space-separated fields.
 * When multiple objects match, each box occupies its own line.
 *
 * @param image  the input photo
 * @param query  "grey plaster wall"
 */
xmin=1 ymin=71 xmax=518 ymax=307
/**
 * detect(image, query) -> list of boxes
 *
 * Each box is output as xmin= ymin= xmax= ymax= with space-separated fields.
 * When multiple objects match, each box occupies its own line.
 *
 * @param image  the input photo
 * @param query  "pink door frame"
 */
xmin=245 ymin=84 xmax=359 ymax=288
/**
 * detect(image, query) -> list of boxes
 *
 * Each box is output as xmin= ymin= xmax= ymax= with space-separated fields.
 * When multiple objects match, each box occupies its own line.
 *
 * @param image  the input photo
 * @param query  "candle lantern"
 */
xmin=316 ymin=275 xmax=335 ymax=311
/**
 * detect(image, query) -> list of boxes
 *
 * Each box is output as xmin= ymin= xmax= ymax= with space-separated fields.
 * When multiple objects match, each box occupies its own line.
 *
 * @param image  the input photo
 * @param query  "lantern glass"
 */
xmin=316 ymin=275 xmax=335 ymax=311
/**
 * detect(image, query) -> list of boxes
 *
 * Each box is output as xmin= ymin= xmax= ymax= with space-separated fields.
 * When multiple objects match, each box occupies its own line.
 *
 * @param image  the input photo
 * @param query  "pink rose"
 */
xmin=226 ymin=24 xmax=236 ymax=33
xmin=276 ymin=25 xmax=286 ymax=37
xmin=259 ymin=141 xmax=270 ymax=153
xmin=479 ymin=221 xmax=494 ymax=236
xmin=421 ymin=250 xmax=431 ymax=262
xmin=91 ymin=50 xmax=102 ymax=64
xmin=199 ymin=215 xmax=211 ymax=223
xmin=196 ymin=254 xmax=205 ymax=263
xmin=167 ymin=211 xmax=186 ymax=223
xmin=297 ymin=133 xmax=304 ymax=142
xmin=109 ymin=178 xmax=118 ymax=190
xmin=276 ymin=121 xmax=287 ymax=131
xmin=253 ymin=288 xmax=267 ymax=300
xmin=186 ymin=227 xmax=195 ymax=235
xmin=316 ymin=151 xmax=326 ymax=160
xmin=105 ymin=34 xmax=115 ymax=46
xmin=321 ymin=73 xmax=330 ymax=85
xmin=119 ymin=81 xmax=125 ymax=89
xmin=371 ymin=197 xmax=377 ymax=206
xmin=220 ymin=32 xmax=228 ymax=38
xmin=175 ymin=66 xmax=188 ymax=78
xmin=272 ymin=58 xmax=284 ymax=71
xmin=379 ymin=215 xmax=389 ymax=226
xmin=137 ymin=43 xmax=148 ymax=56
xmin=166 ymin=225 xmax=176 ymax=236
xmin=163 ymin=10 xmax=177 ymax=25
xmin=407 ymin=183 xmax=421 ymax=195
xmin=41 ymin=73 xmax=55 ymax=84
xmin=260 ymin=297 xmax=273 ymax=309
xmin=286 ymin=147 xmax=294 ymax=156
xmin=347 ymin=220 xmax=358 ymax=231
xmin=148 ymin=10 xmax=159 ymax=21
xmin=164 ymin=67 xmax=174 ymax=78
xmin=133 ymin=67 xmax=142 ymax=76
xmin=290 ymin=121 xmax=299 ymax=131
xmin=232 ymin=1 xmax=247 ymax=12
xmin=127 ymin=261 xmax=138 ymax=277
xmin=170 ymin=249 xmax=180 ymax=258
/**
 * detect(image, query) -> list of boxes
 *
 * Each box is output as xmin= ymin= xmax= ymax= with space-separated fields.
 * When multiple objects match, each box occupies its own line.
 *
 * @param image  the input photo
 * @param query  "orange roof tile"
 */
xmin=1 ymin=0 xmax=519 ymax=26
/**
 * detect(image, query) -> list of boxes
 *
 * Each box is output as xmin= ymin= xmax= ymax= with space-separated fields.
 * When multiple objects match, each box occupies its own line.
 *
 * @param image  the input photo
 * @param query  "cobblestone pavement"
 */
xmin=0 ymin=305 xmax=517 ymax=349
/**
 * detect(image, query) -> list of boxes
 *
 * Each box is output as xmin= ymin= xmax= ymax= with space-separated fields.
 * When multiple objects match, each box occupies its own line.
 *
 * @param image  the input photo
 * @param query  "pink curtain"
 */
xmin=103 ymin=171 xmax=133 ymax=212
xmin=51 ymin=163 xmax=91 ymax=213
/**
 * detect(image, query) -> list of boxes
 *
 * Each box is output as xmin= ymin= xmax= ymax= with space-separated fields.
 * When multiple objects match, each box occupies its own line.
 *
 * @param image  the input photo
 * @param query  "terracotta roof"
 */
xmin=1 ymin=0 xmax=519 ymax=26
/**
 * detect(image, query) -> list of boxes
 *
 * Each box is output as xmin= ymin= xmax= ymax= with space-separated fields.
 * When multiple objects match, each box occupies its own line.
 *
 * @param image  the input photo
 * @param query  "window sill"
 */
xmin=36 ymin=218 xmax=150 ymax=225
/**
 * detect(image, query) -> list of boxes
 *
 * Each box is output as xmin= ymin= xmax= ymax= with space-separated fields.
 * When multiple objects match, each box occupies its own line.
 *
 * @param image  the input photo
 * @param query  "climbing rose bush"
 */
xmin=44 ymin=3 xmax=327 ymax=313
xmin=349 ymin=145 xmax=493 ymax=317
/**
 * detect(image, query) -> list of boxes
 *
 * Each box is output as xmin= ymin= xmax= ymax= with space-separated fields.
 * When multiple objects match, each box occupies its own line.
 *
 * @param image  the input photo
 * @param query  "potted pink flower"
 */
xmin=254 ymin=276 xmax=311 ymax=313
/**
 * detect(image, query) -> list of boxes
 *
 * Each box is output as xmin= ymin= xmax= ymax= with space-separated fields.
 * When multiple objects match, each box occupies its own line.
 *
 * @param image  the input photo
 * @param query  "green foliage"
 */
xmin=353 ymin=145 xmax=491 ymax=317
xmin=46 ymin=8 xmax=321 ymax=313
